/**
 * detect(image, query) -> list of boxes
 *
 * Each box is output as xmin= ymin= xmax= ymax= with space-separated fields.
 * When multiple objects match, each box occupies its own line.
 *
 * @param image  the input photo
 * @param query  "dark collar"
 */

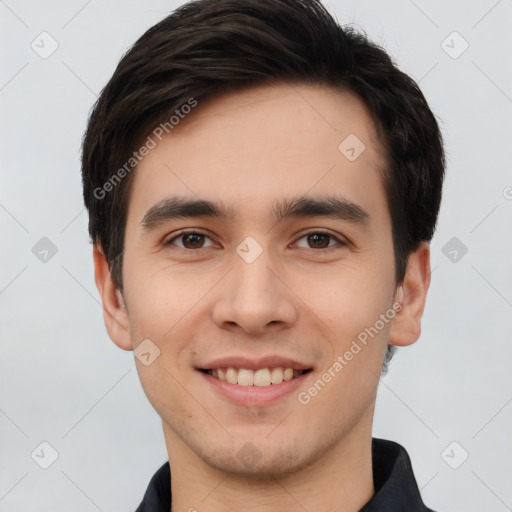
xmin=360 ymin=438 xmax=436 ymax=511
xmin=135 ymin=437 xmax=436 ymax=511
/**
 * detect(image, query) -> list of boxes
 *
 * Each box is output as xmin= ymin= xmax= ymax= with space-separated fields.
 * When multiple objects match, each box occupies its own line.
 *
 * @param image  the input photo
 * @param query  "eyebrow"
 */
xmin=140 ymin=194 xmax=370 ymax=231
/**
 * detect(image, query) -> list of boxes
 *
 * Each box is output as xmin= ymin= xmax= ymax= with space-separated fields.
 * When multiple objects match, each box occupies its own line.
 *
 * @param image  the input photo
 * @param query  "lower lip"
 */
xmin=198 ymin=370 xmax=312 ymax=406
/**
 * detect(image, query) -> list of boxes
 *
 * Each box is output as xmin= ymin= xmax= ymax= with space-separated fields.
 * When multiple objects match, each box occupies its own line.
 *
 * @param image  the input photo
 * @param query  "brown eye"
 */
xmin=165 ymin=231 xmax=214 ymax=249
xmin=306 ymin=233 xmax=331 ymax=249
xmin=181 ymin=233 xmax=205 ymax=248
xmin=294 ymin=231 xmax=344 ymax=250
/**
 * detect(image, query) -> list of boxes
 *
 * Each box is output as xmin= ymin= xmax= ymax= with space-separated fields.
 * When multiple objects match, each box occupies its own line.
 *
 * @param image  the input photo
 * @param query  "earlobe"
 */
xmin=92 ymin=243 xmax=133 ymax=351
xmin=389 ymin=241 xmax=431 ymax=347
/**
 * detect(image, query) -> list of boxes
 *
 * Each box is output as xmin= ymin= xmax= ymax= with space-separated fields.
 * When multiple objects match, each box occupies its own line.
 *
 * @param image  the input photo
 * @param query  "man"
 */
xmin=81 ymin=0 xmax=444 ymax=510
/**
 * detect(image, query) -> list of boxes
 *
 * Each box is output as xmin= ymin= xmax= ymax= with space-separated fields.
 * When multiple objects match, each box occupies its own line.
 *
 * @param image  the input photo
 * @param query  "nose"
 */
xmin=211 ymin=245 xmax=298 ymax=335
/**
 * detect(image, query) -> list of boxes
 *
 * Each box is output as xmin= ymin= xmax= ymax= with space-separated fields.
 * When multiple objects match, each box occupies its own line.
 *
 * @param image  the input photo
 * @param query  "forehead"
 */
xmin=126 ymin=83 xmax=389 ymax=231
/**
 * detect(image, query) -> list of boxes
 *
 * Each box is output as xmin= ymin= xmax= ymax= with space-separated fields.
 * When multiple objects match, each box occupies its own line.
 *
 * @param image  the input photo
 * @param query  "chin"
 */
xmin=195 ymin=438 xmax=315 ymax=479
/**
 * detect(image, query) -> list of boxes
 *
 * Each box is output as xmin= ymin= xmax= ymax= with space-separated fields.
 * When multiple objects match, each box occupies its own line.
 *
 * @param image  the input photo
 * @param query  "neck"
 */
xmin=164 ymin=412 xmax=375 ymax=512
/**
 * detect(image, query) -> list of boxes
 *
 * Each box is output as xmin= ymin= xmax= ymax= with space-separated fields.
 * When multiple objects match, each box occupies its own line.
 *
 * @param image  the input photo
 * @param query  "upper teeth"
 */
xmin=207 ymin=367 xmax=305 ymax=386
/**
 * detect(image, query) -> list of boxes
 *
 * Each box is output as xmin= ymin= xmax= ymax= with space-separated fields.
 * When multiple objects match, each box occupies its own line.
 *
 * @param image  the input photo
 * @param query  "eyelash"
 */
xmin=163 ymin=229 xmax=348 ymax=252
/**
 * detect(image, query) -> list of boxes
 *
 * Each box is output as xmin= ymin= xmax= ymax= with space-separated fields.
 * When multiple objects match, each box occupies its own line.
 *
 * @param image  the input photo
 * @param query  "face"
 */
xmin=109 ymin=83 xmax=410 ymax=477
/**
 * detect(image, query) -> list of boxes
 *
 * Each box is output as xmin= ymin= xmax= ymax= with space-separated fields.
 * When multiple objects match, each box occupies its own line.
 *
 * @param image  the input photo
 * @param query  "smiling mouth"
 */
xmin=199 ymin=367 xmax=313 ymax=386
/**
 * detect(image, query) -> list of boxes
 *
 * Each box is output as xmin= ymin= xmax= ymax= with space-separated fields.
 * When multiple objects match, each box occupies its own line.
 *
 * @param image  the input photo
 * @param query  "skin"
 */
xmin=94 ymin=83 xmax=431 ymax=512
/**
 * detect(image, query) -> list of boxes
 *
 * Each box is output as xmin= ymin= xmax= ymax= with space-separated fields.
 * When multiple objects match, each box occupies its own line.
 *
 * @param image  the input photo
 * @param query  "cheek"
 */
xmin=124 ymin=254 xmax=211 ymax=335
xmin=289 ymin=259 xmax=393 ymax=336
xmin=122 ymin=262 xmax=204 ymax=412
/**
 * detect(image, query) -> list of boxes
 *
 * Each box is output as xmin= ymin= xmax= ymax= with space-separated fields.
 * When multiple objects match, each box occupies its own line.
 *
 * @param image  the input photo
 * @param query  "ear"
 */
xmin=92 ymin=243 xmax=133 ymax=351
xmin=389 ymin=241 xmax=431 ymax=347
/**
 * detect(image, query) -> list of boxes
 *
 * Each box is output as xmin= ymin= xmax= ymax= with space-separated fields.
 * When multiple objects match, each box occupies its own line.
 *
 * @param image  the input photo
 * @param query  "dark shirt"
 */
xmin=135 ymin=437 xmax=437 ymax=511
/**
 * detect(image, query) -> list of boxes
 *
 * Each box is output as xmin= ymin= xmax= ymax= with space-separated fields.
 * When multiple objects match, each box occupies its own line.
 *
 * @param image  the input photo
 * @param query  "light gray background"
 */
xmin=1 ymin=1 xmax=511 ymax=510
